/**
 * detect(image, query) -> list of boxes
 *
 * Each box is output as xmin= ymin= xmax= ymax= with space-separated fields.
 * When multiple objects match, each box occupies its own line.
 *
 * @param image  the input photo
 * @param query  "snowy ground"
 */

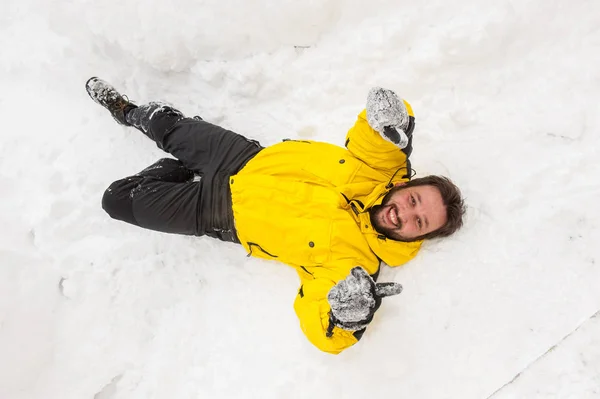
xmin=1 ymin=0 xmax=599 ymax=398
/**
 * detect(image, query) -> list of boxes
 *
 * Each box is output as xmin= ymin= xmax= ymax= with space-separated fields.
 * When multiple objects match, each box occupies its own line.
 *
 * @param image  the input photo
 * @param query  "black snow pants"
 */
xmin=101 ymin=102 xmax=263 ymax=243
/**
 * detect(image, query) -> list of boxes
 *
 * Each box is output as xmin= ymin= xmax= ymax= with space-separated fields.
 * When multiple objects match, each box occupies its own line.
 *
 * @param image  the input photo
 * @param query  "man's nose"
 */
xmin=400 ymin=209 xmax=411 ymax=226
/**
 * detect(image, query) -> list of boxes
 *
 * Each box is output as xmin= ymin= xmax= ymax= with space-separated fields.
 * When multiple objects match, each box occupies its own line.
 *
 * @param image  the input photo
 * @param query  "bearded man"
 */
xmin=86 ymin=77 xmax=465 ymax=354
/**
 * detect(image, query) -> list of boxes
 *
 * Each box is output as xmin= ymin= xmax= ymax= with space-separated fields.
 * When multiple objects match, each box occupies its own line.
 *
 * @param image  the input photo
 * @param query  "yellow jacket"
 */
xmin=230 ymin=104 xmax=420 ymax=354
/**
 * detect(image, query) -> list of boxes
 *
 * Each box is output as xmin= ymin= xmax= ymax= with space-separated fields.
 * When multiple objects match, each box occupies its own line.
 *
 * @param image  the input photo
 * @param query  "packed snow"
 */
xmin=1 ymin=0 xmax=599 ymax=398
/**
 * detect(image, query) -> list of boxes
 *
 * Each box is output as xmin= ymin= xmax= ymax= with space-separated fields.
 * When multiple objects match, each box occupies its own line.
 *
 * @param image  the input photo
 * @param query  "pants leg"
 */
xmin=125 ymin=102 xmax=262 ymax=173
xmin=106 ymin=103 xmax=262 ymax=241
xmin=102 ymin=158 xmax=202 ymax=235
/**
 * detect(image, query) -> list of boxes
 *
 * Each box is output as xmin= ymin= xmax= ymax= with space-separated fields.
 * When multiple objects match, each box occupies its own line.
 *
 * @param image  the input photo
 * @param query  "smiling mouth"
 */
xmin=385 ymin=206 xmax=400 ymax=228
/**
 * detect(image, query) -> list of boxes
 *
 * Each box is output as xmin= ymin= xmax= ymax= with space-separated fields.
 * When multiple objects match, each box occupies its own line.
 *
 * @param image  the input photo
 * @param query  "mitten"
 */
xmin=366 ymin=87 xmax=410 ymax=149
xmin=327 ymin=266 xmax=403 ymax=332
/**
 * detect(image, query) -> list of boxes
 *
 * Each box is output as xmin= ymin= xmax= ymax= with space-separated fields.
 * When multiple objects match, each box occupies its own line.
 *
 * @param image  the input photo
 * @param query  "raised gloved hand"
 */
xmin=327 ymin=266 xmax=403 ymax=333
xmin=366 ymin=87 xmax=410 ymax=149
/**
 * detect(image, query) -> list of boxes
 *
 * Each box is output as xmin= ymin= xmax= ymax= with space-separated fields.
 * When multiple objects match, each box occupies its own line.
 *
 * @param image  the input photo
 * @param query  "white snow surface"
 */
xmin=1 ymin=0 xmax=599 ymax=398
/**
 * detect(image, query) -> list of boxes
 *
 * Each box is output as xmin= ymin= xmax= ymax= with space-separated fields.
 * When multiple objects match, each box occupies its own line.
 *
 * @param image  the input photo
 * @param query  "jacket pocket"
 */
xmin=246 ymin=242 xmax=278 ymax=258
xmin=301 ymin=150 xmax=360 ymax=187
xmin=303 ymin=221 xmax=332 ymax=265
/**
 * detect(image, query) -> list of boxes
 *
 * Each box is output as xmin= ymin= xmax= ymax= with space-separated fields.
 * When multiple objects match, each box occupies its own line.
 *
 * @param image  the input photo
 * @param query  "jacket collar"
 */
xmin=345 ymin=183 xmax=422 ymax=266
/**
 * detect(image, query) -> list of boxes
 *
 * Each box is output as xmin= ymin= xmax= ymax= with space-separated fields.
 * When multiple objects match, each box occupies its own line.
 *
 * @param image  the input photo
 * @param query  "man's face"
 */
xmin=369 ymin=184 xmax=447 ymax=241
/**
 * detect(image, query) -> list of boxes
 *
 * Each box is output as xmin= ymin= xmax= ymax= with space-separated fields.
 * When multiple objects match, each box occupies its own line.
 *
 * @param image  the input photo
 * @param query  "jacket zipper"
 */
xmin=340 ymin=193 xmax=361 ymax=216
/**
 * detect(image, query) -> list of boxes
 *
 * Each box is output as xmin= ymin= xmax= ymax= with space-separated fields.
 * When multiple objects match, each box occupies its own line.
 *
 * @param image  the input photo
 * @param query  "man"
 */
xmin=86 ymin=77 xmax=465 ymax=354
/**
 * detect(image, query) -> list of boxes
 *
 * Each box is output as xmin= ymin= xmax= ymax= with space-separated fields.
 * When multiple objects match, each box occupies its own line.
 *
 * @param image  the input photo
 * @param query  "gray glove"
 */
xmin=327 ymin=266 xmax=403 ymax=333
xmin=366 ymin=87 xmax=410 ymax=149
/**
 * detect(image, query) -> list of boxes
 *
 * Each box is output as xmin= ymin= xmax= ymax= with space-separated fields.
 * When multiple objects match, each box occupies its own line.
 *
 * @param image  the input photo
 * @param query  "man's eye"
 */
xmin=417 ymin=218 xmax=422 ymax=229
xmin=411 ymin=195 xmax=416 ymax=206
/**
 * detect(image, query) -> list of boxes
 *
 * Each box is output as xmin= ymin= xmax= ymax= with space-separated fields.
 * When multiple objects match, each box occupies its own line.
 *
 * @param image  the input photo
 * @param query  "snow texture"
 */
xmin=1 ymin=0 xmax=600 ymax=398
xmin=374 ymin=281 xmax=404 ymax=298
xmin=85 ymin=77 xmax=132 ymax=126
xmin=86 ymin=78 xmax=122 ymax=107
xmin=329 ymin=267 xmax=403 ymax=330
xmin=328 ymin=267 xmax=378 ymax=330
xmin=126 ymin=102 xmax=184 ymax=134
xmin=492 ymin=311 xmax=600 ymax=399
xmin=366 ymin=87 xmax=410 ymax=148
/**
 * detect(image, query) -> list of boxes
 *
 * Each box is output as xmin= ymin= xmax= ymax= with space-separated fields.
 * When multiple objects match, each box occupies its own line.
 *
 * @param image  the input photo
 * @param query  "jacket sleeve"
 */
xmin=293 ymin=276 xmax=363 ymax=354
xmin=344 ymin=101 xmax=415 ymax=177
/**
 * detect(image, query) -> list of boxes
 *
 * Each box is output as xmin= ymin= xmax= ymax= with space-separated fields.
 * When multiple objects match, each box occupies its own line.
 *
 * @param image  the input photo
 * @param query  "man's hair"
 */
xmin=403 ymin=175 xmax=466 ymax=241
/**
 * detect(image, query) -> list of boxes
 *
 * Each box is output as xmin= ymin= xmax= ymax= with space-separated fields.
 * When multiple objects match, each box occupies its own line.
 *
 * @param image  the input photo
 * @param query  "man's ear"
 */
xmin=394 ymin=182 xmax=407 ymax=187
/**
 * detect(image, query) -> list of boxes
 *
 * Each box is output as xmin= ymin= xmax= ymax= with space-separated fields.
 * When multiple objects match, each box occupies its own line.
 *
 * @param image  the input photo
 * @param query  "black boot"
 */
xmin=85 ymin=77 xmax=137 ymax=126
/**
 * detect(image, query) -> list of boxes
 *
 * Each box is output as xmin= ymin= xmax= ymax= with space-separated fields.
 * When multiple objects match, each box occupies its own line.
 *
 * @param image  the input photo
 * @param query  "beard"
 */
xmin=368 ymin=186 xmax=412 ymax=242
xmin=369 ymin=204 xmax=402 ymax=241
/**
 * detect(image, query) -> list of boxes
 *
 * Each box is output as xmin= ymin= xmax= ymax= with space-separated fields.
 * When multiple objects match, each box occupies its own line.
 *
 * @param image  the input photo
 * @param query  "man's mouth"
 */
xmin=384 ymin=205 xmax=400 ymax=228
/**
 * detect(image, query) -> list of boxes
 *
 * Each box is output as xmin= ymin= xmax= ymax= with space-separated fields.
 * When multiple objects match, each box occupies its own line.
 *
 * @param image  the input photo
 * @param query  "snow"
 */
xmin=1 ymin=0 xmax=599 ymax=398
xmin=492 ymin=311 xmax=600 ymax=399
